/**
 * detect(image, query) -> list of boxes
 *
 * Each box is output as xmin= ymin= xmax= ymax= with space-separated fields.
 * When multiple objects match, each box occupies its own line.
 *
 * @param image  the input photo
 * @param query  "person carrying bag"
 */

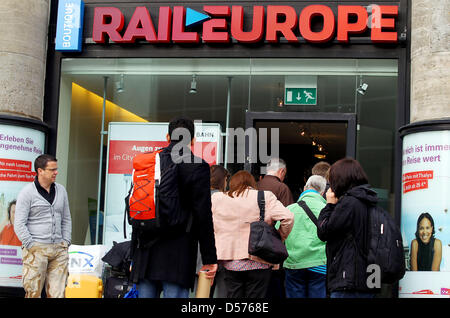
xmin=211 ymin=170 xmax=294 ymax=298
xmin=248 ymin=190 xmax=289 ymax=264
xmin=282 ymin=175 xmax=328 ymax=298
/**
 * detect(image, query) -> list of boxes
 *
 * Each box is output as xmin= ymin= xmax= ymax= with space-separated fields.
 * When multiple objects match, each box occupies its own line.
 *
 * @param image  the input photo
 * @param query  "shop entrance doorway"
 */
xmin=245 ymin=112 xmax=356 ymax=200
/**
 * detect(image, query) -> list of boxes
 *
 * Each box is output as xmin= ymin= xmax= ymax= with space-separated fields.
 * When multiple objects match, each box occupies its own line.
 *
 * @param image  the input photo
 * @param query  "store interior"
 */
xmin=56 ymin=58 xmax=398 ymax=244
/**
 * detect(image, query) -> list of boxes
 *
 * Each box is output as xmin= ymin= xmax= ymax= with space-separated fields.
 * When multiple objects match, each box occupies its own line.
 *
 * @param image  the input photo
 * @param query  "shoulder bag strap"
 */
xmin=123 ymin=181 xmax=134 ymax=239
xmin=257 ymin=190 xmax=265 ymax=222
xmin=297 ymin=200 xmax=319 ymax=227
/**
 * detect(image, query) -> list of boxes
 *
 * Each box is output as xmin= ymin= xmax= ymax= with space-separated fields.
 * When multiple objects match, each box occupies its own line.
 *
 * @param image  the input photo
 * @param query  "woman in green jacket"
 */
xmin=283 ymin=175 xmax=327 ymax=298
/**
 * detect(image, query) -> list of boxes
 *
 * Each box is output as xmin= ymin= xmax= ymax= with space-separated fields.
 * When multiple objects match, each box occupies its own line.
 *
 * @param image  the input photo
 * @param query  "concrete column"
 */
xmin=0 ymin=0 xmax=50 ymax=120
xmin=410 ymin=0 xmax=450 ymax=123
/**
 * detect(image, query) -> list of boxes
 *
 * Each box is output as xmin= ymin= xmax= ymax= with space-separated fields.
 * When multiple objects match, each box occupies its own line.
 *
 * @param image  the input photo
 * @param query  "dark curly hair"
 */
xmin=415 ymin=213 xmax=435 ymax=241
xmin=328 ymin=158 xmax=368 ymax=198
xmin=168 ymin=117 xmax=195 ymax=142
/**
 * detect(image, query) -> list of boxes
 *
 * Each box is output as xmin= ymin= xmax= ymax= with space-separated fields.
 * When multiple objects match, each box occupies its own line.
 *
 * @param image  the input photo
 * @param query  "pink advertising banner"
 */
xmin=399 ymin=129 xmax=450 ymax=298
xmin=0 ymin=124 xmax=45 ymax=287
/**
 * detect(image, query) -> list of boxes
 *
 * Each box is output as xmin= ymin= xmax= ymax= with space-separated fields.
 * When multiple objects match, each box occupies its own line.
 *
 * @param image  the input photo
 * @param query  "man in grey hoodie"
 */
xmin=14 ymin=154 xmax=72 ymax=298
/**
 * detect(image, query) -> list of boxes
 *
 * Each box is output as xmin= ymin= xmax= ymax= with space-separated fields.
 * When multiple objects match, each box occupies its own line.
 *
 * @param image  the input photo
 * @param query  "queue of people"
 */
xmin=208 ymin=157 xmax=381 ymax=299
xmin=7 ymin=117 xmax=429 ymax=299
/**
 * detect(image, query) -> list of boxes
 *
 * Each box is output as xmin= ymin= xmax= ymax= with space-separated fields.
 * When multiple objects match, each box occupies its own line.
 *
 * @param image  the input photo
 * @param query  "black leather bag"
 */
xmin=104 ymin=275 xmax=133 ymax=298
xmin=248 ymin=190 xmax=289 ymax=264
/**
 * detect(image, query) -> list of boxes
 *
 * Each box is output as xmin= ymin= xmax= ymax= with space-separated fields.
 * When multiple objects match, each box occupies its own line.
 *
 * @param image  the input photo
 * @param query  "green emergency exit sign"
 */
xmin=285 ymin=88 xmax=317 ymax=105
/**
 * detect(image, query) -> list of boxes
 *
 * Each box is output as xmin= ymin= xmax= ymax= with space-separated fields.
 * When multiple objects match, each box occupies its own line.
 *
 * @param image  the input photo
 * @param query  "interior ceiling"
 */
xmin=255 ymin=120 xmax=346 ymax=156
xmin=63 ymin=59 xmax=397 ymax=154
xmin=62 ymin=58 xmax=398 ymax=129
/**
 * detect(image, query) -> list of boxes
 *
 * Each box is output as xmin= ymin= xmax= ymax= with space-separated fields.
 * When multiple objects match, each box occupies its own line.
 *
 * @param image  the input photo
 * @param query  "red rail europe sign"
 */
xmin=92 ymin=4 xmax=399 ymax=45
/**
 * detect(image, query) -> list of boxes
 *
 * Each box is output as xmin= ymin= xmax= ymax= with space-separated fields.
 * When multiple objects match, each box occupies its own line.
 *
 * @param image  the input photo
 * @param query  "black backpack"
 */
xmin=102 ymin=241 xmax=133 ymax=298
xmin=365 ymin=205 xmax=406 ymax=284
xmin=305 ymin=193 xmax=405 ymax=286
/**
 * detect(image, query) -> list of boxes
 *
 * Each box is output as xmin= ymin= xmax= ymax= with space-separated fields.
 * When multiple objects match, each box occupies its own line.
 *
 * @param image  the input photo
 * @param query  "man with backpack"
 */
xmin=128 ymin=117 xmax=218 ymax=298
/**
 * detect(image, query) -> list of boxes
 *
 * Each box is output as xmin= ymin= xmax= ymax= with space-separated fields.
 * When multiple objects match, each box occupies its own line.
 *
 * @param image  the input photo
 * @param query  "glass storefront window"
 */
xmin=56 ymin=58 xmax=397 ymax=245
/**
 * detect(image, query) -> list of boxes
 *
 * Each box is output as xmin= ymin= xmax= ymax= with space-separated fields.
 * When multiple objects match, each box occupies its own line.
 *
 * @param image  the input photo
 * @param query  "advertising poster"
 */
xmin=103 ymin=122 xmax=221 ymax=247
xmin=0 ymin=124 xmax=45 ymax=287
xmin=399 ymin=130 xmax=450 ymax=298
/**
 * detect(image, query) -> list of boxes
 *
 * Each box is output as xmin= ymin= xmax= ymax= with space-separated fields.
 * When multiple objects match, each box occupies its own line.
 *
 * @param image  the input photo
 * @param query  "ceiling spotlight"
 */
xmin=276 ymin=82 xmax=284 ymax=107
xmin=115 ymin=74 xmax=124 ymax=93
xmin=356 ymin=82 xmax=369 ymax=95
xmin=277 ymin=97 xmax=284 ymax=107
xmin=189 ymin=74 xmax=197 ymax=94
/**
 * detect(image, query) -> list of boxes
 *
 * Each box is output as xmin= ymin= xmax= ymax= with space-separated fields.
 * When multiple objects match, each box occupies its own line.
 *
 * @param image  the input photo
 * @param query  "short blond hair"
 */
xmin=311 ymin=161 xmax=330 ymax=178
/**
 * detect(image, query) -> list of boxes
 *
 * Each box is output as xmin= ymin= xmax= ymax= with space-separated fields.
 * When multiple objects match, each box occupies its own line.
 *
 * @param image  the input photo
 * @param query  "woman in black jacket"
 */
xmin=317 ymin=158 xmax=379 ymax=298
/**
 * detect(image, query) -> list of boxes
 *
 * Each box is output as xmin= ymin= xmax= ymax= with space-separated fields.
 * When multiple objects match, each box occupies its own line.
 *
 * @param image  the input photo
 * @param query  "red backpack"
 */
xmin=124 ymin=149 xmax=191 ymax=238
xmin=123 ymin=150 xmax=162 ymax=238
xmin=127 ymin=150 xmax=162 ymax=229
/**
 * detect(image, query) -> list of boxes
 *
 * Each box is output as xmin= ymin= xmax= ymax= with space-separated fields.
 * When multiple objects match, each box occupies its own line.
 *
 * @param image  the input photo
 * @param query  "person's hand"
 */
xmin=326 ymin=188 xmax=338 ymax=204
xmin=199 ymin=264 xmax=218 ymax=285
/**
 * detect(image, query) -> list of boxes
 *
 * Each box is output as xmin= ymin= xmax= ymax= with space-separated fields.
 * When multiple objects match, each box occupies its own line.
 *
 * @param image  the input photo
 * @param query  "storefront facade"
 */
xmin=0 ymin=0 xmax=448 ymax=298
xmin=46 ymin=0 xmax=409 ymax=246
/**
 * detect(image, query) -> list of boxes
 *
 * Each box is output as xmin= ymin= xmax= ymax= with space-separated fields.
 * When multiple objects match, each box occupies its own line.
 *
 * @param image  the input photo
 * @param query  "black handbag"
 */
xmin=248 ymin=190 xmax=289 ymax=264
xmin=104 ymin=275 xmax=133 ymax=298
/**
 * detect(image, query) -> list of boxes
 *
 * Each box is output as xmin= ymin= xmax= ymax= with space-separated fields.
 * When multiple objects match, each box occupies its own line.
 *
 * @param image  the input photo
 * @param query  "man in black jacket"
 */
xmin=131 ymin=117 xmax=218 ymax=298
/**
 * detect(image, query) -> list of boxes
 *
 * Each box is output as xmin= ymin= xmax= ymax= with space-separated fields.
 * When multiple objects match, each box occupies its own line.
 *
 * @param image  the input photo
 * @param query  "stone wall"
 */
xmin=0 ymin=0 xmax=50 ymax=120
xmin=410 ymin=0 xmax=450 ymax=123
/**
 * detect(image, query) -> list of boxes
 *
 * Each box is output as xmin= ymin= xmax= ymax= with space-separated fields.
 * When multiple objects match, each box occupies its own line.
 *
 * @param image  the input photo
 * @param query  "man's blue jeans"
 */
xmin=285 ymin=268 xmax=326 ymax=298
xmin=138 ymin=278 xmax=189 ymax=298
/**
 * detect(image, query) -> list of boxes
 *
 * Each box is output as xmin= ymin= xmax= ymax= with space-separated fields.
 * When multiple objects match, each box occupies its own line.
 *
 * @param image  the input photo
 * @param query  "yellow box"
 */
xmin=65 ymin=274 xmax=103 ymax=298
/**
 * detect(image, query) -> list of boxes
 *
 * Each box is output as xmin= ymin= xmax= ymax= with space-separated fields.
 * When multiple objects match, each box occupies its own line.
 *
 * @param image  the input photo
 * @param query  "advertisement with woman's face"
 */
xmin=400 ymin=130 xmax=450 ymax=298
xmin=0 ymin=200 xmax=21 ymax=246
xmin=0 ymin=124 xmax=45 ymax=287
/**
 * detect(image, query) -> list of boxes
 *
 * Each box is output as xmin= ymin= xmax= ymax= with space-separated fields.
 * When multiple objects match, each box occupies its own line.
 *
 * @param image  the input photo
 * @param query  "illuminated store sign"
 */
xmin=55 ymin=0 xmax=85 ymax=52
xmin=91 ymin=4 xmax=399 ymax=45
